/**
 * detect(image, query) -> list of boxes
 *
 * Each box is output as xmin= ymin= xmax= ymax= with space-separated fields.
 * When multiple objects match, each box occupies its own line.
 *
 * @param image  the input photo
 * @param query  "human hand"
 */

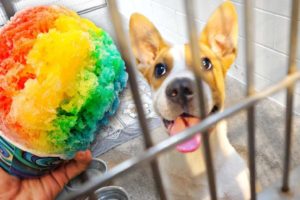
xmin=0 ymin=150 xmax=92 ymax=200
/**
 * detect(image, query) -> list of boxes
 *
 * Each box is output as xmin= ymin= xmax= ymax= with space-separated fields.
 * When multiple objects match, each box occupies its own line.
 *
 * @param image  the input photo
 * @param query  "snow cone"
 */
xmin=0 ymin=5 xmax=127 ymax=178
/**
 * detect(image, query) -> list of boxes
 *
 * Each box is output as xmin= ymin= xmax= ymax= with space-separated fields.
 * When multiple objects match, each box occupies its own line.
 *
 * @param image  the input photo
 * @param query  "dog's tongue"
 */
xmin=168 ymin=116 xmax=201 ymax=153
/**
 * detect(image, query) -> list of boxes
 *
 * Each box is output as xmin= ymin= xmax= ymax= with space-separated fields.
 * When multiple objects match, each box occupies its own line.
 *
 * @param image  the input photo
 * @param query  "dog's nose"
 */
xmin=166 ymin=78 xmax=194 ymax=105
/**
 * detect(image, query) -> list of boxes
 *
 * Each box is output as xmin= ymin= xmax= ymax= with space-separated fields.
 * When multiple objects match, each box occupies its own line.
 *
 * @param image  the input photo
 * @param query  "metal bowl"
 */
xmin=93 ymin=186 xmax=130 ymax=200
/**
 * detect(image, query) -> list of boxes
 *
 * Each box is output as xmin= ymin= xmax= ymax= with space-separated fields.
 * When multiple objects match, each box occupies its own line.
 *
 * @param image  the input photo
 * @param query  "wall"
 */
xmin=116 ymin=0 xmax=300 ymax=114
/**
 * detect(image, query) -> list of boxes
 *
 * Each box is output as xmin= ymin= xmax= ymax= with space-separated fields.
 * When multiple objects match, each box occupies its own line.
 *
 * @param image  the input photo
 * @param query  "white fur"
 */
xmin=153 ymin=121 xmax=250 ymax=200
xmin=150 ymin=45 xmax=250 ymax=199
xmin=152 ymin=45 xmax=212 ymax=121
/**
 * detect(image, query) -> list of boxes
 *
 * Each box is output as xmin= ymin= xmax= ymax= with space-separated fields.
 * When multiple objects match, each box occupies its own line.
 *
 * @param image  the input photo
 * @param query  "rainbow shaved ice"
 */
xmin=0 ymin=6 xmax=127 ymax=158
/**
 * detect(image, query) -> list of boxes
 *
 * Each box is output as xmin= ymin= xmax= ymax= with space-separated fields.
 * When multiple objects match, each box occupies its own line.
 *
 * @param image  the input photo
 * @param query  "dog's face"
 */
xmin=130 ymin=2 xmax=238 ymax=153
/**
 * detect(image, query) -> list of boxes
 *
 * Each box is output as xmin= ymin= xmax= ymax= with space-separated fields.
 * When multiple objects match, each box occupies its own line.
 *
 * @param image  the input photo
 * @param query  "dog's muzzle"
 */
xmin=166 ymin=78 xmax=194 ymax=108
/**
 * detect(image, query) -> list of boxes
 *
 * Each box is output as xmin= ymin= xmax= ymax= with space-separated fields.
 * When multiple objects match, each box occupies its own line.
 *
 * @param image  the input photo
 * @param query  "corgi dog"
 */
xmin=129 ymin=1 xmax=250 ymax=200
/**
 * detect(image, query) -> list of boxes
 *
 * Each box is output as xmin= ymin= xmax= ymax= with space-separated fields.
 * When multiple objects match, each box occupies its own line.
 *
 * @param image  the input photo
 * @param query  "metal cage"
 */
xmin=1 ymin=0 xmax=300 ymax=200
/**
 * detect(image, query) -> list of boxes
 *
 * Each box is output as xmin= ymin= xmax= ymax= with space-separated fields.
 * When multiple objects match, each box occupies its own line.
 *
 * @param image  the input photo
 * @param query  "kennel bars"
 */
xmin=1 ymin=0 xmax=300 ymax=199
xmin=244 ymin=0 xmax=256 ymax=199
xmin=282 ymin=0 xmax=300 ymax=193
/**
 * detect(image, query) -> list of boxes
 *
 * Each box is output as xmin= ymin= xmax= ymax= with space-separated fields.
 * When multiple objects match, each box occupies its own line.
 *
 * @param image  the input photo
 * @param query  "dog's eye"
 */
xmin=154 ymin=63 xmax=167 ymax=78
xmin=201 ymin=57 xmax=213 ymax=70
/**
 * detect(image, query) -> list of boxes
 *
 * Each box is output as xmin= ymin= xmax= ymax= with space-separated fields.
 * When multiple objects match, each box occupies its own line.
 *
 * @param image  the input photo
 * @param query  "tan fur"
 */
xmin=151 ymin=49 xmax=174 ymax=90
xmin=129 ymin=13 xmax=169 ymax=74
xmin=199 ymin=1 xmax=238 ymax=75
xmin=130 ymin=1 xmax=249 ymax=199
xmin=185 ymin=1 xmax=238 ymax=108
xmin=130 ymin=2 xmax=238 ymax=109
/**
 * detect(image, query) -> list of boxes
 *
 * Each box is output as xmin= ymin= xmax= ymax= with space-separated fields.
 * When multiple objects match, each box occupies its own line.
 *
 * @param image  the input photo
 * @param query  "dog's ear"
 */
xmin=129 ymin=13 xmax=167 ymax=75
xmin=200 ymin=1 xmax=238 ymax=74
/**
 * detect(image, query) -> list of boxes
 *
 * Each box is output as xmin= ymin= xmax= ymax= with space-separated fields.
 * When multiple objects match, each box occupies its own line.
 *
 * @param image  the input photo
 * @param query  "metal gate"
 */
xmin=1 ymin=0 xmax=300 ymax=200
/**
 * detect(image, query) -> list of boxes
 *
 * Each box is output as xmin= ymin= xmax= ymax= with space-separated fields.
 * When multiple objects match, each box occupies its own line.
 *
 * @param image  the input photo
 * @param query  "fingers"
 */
xmin=0 ymin=167 xmax=20 ymax=186
xmin=0 ymin=167 xmax=16 ymax=181
xmin=65 ymin=150 xmax=93 ymax=180
xmin=53 ymin=150 xmax=92 ymax=186
xmin=41 ymin=150 xmax=92 ymax=198
xmin=0 ymin=167 xmax=20 ymax=197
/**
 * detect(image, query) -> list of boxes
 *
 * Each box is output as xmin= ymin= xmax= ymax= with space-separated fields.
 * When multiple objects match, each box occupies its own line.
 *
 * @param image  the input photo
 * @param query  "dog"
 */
xmin=129 ymin=1 xmax=250 ymax=200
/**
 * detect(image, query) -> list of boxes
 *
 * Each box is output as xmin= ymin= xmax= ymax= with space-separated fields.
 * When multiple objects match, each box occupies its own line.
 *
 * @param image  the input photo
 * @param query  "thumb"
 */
xmin=42 ymin=150 xmax=92 ymax=198
xmin=61 ymin=150 xmax=93 ymax=181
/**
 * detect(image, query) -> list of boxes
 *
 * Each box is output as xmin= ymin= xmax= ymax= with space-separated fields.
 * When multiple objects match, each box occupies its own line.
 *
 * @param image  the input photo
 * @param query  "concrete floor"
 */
xmin=98 ymin=76 xmax=300 ymax=200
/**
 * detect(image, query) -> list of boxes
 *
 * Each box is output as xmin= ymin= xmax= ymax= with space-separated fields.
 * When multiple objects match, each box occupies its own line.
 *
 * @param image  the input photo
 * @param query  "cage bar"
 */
xmin=107 ymin=1 xmax=167 ymax=199
xmin=282 ymin=0 xmax=300 ymax=192
xmin=77 ymin=3 xmax=107 ymax=15
xmin=184 ymin=1 xmax=217 ymax=199
xmin=244 ymin=0 xmax=257 ymax=199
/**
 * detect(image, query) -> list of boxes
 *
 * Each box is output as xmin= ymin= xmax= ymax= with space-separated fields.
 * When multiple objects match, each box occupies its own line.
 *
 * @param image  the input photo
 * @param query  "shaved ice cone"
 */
xmin=0 ymin=5 xmax=127 ymax=177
